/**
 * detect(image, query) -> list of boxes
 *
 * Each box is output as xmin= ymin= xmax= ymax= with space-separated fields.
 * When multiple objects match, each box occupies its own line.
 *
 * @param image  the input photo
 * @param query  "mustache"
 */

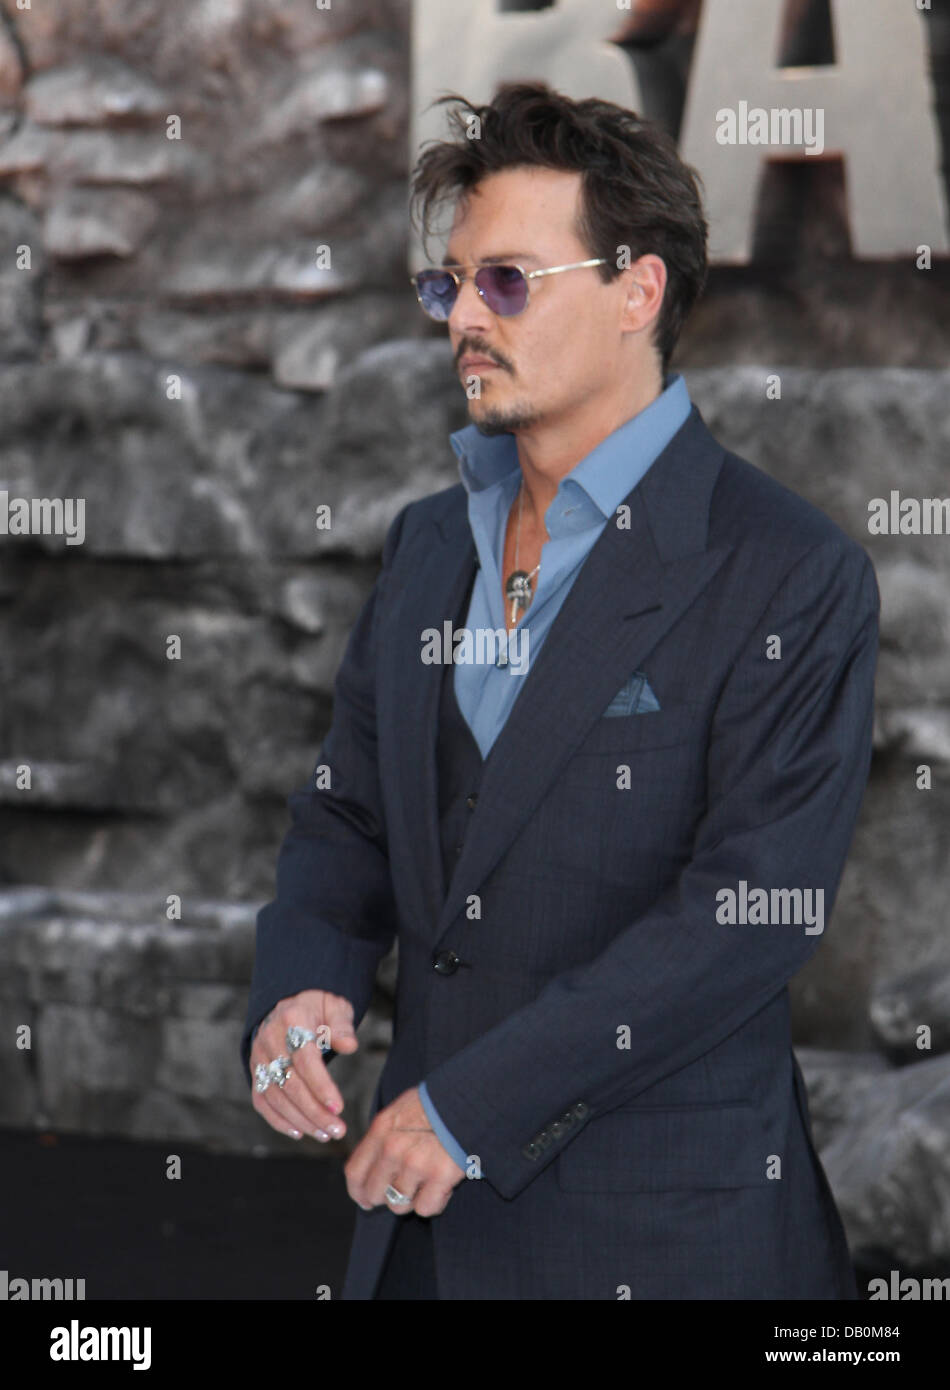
xmin=455 ymin=342 xmax=511 ymax=372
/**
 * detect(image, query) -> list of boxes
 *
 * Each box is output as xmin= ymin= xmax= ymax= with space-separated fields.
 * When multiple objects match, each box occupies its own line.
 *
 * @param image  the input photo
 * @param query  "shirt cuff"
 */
xmin=418 ymin=1080 xmax=481 ymax=1177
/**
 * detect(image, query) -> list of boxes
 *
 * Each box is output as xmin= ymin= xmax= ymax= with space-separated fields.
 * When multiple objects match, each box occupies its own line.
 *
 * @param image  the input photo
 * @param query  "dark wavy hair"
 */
xmin=409 ymin=82 xmax=708 ymax=373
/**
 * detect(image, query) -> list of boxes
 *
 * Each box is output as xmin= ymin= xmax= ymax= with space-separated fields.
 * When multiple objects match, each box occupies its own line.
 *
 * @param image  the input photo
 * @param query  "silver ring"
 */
xmin=255 ymin=1057 xmax=293 ymax=1093
xmin=385 ymin=1184 xmax=412 ymax=1207
xmin=286 ymin=1024 xmax=332 ymax=1055
xmin=256 ymin=1060 xmax=285 ymax=1093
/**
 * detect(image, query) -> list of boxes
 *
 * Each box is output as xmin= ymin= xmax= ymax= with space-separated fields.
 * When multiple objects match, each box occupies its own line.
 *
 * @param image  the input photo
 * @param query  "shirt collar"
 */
xmin=450 ymin=372 xmax=691 ymax=526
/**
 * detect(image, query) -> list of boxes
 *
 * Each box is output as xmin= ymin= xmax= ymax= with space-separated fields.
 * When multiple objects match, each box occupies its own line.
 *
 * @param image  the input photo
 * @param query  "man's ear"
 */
xmin=620 ymin=253 xmax=666 ymax=335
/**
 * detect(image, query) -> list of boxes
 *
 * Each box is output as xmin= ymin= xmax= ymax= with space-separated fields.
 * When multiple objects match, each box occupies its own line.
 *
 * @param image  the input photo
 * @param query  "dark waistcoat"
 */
xmin=435 ymin=563 xmax=485 ymax=907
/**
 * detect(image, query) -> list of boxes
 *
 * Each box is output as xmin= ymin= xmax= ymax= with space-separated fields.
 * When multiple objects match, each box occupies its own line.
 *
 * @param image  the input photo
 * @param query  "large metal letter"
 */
xmin=410 ymin=0 xmax=643 ymax=269
xmin=680 ymin=0 xmax=949 ymax=261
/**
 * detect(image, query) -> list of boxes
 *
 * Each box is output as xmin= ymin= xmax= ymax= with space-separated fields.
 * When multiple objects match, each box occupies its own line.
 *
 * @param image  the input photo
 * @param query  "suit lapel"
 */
xmin=378 ymin=407 xmax=733 ymax=947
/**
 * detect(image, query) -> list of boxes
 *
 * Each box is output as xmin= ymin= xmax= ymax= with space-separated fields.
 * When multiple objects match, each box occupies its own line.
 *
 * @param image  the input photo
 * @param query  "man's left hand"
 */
xmin=344 ymin=1086 xmax=466 ymax=1217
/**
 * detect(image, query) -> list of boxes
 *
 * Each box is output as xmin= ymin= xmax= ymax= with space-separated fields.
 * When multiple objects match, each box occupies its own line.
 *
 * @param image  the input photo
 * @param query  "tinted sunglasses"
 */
xmin=410 ymin=258 xmax=607 ymax=321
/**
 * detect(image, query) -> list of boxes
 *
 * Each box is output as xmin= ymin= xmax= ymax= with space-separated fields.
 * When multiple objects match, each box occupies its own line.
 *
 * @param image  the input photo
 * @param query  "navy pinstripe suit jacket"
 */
xmin=241 ymin=405 xmax=878 ymax=1300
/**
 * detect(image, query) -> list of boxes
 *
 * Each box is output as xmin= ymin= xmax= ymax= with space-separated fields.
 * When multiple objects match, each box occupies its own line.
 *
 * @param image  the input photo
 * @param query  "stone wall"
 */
xmin=0 ymin=886 xmax=395 ymax=1159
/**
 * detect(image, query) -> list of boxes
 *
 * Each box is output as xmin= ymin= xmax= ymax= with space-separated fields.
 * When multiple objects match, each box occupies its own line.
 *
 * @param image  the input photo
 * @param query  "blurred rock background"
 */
xmin=0 ymin=0 xmax=948 ymax=1278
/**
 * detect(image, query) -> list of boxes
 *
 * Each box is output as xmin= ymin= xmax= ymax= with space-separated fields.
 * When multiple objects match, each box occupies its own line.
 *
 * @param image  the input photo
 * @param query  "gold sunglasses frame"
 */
xmin=410 ymin=257 xmax=608 ymax=318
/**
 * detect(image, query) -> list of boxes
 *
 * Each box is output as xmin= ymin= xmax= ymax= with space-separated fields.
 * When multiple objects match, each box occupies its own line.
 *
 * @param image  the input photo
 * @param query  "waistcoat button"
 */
xmin=432 ymin=949 xmax=461 ymax=975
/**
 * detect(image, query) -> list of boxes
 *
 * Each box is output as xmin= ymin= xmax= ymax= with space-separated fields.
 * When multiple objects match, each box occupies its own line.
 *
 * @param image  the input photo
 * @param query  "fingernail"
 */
xmin=314 ymin=1129 xmax=329 ymax=1142
xmin=326 ymin=1122 xmax=343 ymax=1138
xmin=359 ymin=1203 xmax=373 ymax=1211
xmin=327 ymin=1099 xmax=342 ymax=1114
xmin=288 ymin=1129 xmax=302 ymax=1140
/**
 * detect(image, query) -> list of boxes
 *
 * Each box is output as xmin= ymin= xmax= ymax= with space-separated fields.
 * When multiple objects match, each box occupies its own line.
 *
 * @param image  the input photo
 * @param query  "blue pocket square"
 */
xmin=603 ymin=671 xmax=661 ymax=717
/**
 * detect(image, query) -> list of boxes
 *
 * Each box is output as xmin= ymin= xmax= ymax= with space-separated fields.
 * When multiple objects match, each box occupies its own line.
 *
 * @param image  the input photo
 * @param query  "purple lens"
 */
xmin=415 ymin=270 xmax=457 ymax=320
xmin=476 ymin=265 xmax=527 ymax=315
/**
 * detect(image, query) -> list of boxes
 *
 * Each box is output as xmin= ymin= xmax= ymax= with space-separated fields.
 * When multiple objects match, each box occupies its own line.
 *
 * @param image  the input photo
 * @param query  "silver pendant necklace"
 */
xmin=504 ymin=481 xmax=541 ymax=625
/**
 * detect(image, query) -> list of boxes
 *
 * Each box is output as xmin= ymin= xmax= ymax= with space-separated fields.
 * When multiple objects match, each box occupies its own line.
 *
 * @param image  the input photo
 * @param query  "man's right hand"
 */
xmin=250 ymin=989 xmax=360 ymax=1143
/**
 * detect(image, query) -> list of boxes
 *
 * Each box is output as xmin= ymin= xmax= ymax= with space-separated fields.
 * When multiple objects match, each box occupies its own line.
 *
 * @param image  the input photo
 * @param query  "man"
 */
xmin=241 ymin=82 xmax=878 ymax=1300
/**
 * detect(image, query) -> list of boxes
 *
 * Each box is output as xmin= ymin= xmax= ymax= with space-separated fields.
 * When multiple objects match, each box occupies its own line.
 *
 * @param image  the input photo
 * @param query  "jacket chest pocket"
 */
xmin=572 ymin=702 xmax=701 ymax=757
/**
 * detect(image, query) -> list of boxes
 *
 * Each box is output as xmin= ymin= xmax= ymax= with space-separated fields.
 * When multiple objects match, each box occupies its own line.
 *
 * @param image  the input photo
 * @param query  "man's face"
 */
xmin=442 ymin=166 xmax=632 ymax=437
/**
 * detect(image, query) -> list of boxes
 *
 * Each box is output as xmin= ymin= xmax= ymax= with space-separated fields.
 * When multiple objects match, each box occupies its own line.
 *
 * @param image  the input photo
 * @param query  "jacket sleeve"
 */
xmin=239 ymin=502 xmax=412 ymax=1084
xmin=422 ymin=537 xmax=880 ymax=1199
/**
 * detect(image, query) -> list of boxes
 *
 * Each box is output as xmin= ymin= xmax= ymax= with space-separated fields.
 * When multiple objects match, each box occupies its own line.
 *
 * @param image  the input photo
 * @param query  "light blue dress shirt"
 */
xmin=418 ymin=372 xmax=693 ymax=1172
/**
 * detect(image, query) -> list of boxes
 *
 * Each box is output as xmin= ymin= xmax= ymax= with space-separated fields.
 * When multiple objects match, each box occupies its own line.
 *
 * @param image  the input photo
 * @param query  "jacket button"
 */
xmin=466 ymin=793 xmax=478 ymax=808
xmin=550 ymin=1121 xmax=565 ymax=1138
xmin=522 ymin=1142 xmax=541 ymax=1161
xmin=572 ymin=1101 xmax=589 ymax=1119
xmin=432 ymin=949 xmax=461 ymax=975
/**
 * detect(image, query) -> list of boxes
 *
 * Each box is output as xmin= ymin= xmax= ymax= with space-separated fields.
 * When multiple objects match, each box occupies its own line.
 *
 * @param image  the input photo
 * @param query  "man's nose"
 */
xmin=448 ymin=274 xmax=493 ymax=335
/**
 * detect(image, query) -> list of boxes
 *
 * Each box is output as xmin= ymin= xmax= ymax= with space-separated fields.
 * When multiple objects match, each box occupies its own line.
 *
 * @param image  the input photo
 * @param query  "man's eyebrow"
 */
xmin=442 ymin=252 xmax=540 ymax=267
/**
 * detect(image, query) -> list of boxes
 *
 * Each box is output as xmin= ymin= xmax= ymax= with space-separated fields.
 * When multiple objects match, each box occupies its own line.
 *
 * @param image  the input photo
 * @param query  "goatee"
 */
xmin=474 ymin=405 xmax=540 ymax=436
